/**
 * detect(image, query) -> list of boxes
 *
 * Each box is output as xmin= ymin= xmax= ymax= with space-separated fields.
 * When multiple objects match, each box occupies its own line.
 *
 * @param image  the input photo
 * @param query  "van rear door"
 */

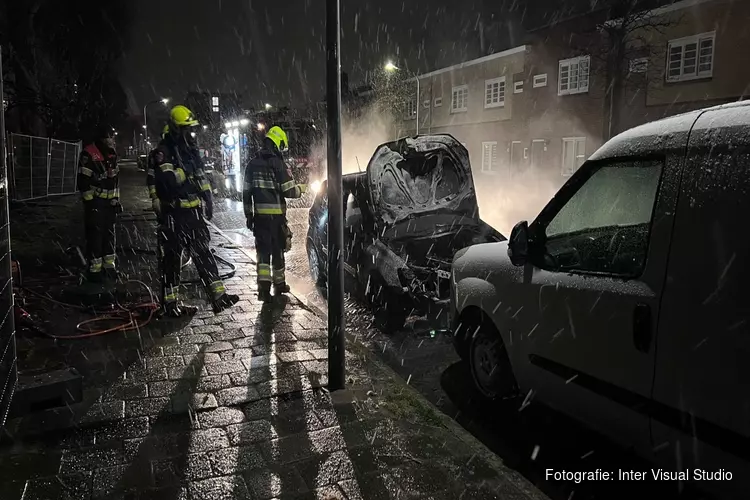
xmin=652 ymin=104 xmax=750 ymax=497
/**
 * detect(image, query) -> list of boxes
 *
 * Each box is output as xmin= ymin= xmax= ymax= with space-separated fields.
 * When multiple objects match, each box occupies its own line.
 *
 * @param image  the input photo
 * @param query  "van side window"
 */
xmin=539 ymin=159 xmax=663 ymax=277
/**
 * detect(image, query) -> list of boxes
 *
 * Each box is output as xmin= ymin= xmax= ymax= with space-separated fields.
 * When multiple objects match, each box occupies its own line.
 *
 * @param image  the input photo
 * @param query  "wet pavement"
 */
xmin=210 ymin=178 xmax=715 ymax=500
xmin=0 ymin=162 xmax=546 ymax=500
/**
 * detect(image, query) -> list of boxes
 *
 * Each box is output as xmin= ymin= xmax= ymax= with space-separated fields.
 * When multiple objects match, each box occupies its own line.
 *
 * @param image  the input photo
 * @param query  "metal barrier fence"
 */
xmin=8 ymin=133 xmax=81 ymax=201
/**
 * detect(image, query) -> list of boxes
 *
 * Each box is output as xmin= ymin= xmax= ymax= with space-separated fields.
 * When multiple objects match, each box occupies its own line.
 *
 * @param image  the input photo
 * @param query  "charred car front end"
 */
xmin=307 ymin=134 xmax=505 ymax=330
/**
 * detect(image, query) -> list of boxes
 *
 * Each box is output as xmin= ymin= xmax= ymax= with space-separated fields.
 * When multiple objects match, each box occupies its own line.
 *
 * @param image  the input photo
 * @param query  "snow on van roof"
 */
xmin=591 ymin=101 xmax=750 ymax=161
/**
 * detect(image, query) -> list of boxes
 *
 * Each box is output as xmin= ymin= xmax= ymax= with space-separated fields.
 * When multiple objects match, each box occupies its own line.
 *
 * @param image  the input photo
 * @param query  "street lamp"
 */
xmin=264 ymin=103 xmax=272 ymax=110
xmin=240 ymin=118 xmax=249 ymax=126
xmin=383 ymin=61 xmax=419 ymax=134
xmin=143 ymin=97 xmax=169 ymax=142
xmin=257 ymin=123 xmax=265 ymax=131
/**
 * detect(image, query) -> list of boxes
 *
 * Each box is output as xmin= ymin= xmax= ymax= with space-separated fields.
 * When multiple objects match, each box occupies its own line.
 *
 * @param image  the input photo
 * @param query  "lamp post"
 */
xmin=385 ymin=61 xmax=420 ymax=135
xmin=143 ymin=97 xmax=169 ymax=143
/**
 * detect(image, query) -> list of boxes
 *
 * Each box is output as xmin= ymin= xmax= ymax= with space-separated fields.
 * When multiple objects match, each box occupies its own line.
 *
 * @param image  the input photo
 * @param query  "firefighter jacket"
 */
xmin=243 ymin=147 xmax=303 ymax=219
xmin=77 ymin=142 xmax=119 ymax=203
xmin=152 ymin=134 xmax=212 ymax=209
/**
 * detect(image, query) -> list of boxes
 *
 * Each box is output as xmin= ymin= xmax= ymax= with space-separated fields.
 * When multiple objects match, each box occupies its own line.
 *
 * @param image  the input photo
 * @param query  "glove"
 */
xmin=112 ymin=200 xmax=124 ymax=214
xmin=246 ymin=217 xmax=254 ymax=231
xmin=203 ymin=194 xmax=214 ymax=221
xmin=298 ymin=184 xmax=308 ymax=194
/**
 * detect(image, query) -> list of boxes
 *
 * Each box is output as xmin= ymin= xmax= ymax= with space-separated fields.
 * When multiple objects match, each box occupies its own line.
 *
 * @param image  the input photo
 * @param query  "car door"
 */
xmin=651 ymin=107 xmax=750 ymax=497
xmin=512 ymin=154 xmax=680 ymax=454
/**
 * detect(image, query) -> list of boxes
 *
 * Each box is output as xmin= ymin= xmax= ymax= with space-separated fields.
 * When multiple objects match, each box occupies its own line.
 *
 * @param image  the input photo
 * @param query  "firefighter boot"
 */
xmin=162 ymin=301 xmax=198 ymax=318
xmin=212 ymin=293 xmax=240 ymax=314
xmin=273 ymin=282 xmax=291 ymax=295
xmin=258 ymin=284 xmax=272 ymax=303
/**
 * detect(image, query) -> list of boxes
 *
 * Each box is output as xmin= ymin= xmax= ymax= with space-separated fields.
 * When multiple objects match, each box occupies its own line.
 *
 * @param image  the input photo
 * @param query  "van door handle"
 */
xmin=633 ymin=302 xmax=652 ymax=353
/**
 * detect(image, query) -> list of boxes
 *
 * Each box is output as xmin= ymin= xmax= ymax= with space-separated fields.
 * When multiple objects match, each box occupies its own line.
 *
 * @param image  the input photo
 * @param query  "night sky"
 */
xmin=119 ymin=0 xmax=487 ymax=114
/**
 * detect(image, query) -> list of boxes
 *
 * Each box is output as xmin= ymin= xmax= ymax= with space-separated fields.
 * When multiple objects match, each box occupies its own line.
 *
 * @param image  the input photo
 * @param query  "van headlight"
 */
xmin=311 ymin=180 xmax=322 ymax=194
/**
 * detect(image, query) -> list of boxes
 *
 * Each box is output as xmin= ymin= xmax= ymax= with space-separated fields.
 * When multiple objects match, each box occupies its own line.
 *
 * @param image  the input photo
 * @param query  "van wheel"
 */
xmin=307 ymin=240 xmax=326 ymax=287
xmin=468 ymin=320 xmax=517 ymax=400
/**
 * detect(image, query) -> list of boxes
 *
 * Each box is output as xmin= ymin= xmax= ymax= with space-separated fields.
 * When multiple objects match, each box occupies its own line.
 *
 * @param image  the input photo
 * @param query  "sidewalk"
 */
xmin=0 ymin=164 xmax=547 ymax=500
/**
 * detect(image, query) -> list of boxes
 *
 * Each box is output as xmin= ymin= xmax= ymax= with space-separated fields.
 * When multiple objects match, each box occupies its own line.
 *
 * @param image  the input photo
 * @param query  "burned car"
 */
xmin=306 ymin=134 xmax=505 ymax=331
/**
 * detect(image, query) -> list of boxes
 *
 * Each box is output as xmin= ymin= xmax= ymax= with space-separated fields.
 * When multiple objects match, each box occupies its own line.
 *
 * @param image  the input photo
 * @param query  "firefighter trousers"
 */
xmin=158 ymin=207 xmax=226 ymax=303
xmin=253 ymin=215 xmax=286 ymax=290
xmin=83 ymin=199 xmax=117 ymax=279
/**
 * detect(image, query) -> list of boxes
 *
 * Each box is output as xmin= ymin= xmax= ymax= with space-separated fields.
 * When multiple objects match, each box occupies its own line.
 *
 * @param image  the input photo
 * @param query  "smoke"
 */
xmin=310 ymin=106 xmax=395 ymax=178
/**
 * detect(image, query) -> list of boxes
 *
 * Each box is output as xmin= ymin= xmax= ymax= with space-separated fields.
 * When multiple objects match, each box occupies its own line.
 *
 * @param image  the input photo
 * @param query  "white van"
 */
xmin=449 ymin=101 xmax=750 ymax=498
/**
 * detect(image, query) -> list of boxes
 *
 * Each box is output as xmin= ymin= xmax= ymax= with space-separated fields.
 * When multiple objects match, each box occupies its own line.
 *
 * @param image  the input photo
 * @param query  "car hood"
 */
xmin=366 ymin=134 xmax=478 ymax=226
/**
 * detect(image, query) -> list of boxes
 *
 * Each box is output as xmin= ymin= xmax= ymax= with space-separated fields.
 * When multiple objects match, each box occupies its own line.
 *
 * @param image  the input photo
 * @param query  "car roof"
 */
xmin=590 ymin=100 xmax=750 ymax=161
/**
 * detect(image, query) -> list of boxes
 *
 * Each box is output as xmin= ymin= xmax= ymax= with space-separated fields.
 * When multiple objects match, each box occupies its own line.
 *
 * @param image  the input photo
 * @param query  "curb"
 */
xmin=207 ymin=220 xmax=547 ymax=500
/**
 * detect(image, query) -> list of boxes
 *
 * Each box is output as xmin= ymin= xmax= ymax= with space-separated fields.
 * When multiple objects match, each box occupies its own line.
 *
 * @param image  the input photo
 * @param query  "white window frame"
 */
xmin=484 ymin=77 xmax=506 ymax=109
xmin=434 ymin=97 xmax=443 ymax=107
xmin=451 ymin=85 xmax=469 ymax=113
xmin=533 ymin=74 xmax=548 ymax=88
xmin=404 ymin=98 xmax=417 ymax=120
xmin=514 ymin=81 xmax=523 ymax=94
xmin=561 ymin=137 xmax=586 ymax=177
xmin=481 ymin=141 xmax=499 ymax=173
xmin=666 ymin=31 xmax=715 ymax=82
xmin=558 ymin=55 xmax=591 ymax=96
xmin=212 ymin=106 xmax=219 ymax=113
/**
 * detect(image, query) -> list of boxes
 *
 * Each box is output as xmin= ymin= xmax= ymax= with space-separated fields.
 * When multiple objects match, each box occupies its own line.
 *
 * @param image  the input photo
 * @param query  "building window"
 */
xmin=666 ymin=31 xmax=715 ymax=82
xmin=562 ymin=137 xmax=586 ymax=176
xmin=533 ymin=74 xmax=548 ymax=88
xmin=482 ymin=142 xmax=498 ymax=172
xmin=484 ymin=77 xmax=506 ymax=108
xmin=514 ymin=81 xmax=524 ymax=94
xmin=212 ymin=96 xmax=219 ymax=106
xmin=558 ymin=55 xmax=590 ymax=96
xmin=629 ymin=58 xmax=648 ymax=74
xmin=451 ymin=85 xmax=468 ymax=113
xmin=434 ymin=97 xmax=443 ymax=107
xmin=212 ymin=106 xmax=219 ymax=113
xmin=405 ymin=99 xmax=417 ymax=120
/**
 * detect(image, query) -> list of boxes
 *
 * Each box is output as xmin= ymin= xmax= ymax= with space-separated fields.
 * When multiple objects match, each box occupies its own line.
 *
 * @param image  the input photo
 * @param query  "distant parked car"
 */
xmin=307 ymin=134 xmax=504 ymax=331
xmin=449 ymin=102 xmax=750 ymax=500
xmin=137 ymin=154 xmax=148 ymax=171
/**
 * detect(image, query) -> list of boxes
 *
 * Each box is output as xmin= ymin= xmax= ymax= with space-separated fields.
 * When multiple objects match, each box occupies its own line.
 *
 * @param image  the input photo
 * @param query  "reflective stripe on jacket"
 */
xmin=78 ymin=143 xmax=119 ymax=202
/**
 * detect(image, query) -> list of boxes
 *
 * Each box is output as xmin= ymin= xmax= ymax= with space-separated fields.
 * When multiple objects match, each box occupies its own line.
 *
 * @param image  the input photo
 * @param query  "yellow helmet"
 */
xmin=169 ymin=105 xmax=199 ymax=127
xmin=161 ymin=125 xmax=170 ymax=138
xmin=266 ymin=126 xmax=289 ymax=152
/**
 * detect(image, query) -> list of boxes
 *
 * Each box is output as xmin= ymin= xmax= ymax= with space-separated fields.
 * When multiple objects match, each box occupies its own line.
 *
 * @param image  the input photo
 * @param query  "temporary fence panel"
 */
xmin=8 ymin=134 xmax=80 ymax=201
xmin=48 ymin=139 xmax=80 ymax=196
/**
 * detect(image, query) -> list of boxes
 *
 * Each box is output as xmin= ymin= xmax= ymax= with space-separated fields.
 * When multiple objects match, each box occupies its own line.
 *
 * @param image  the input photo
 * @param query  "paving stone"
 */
xmin=273 ymin=340 xmax=325 ymax=353
xmin=293 ymin=329 xmax=327 ymax=341
xmin=216 ymin=386 xmax=261 ymax=406
xmin=101 ymin=382 xmax=148 ymax=401
xmin=151 ymin=453 xmax=214 ymax=485
xmin=153 ymin=336 xmax=181 ymax=347
xmin=201 ymin=315 xmax=235 ymax=325
xmin=244 ymin=466 xmax=308 ymax=499
xmin=276 ymin=350 xmax=316 ymax=363
xmin=198 ymin=407 xmax=247 ymax=428
xmin=60 ymin=443 xmax=127 ymax=473
xmin=191 ymin=325 xmax=223 ymax=334
xmin=207 ymin=445 xmax=265 ymax=475
xmin=149 ymin=380 xmax=187 ymax=397
xmin=60 ymin=417 xmax=151 ymax=448
xmin=295 ymin=451 xmax=355 ymax=490
xmin=187 ymin=474 xmax=250 ymax=500
xmin=271 ymin=409 xmax=325 ymax=437
xmin=231 ymin=336 xmax=264 ymax=348
xmin=22 ymin=471 xmax=92 ymax=500
xmin=184 ymin=352 xmax=222 ymax=365
xmin=307 ymin=349 xmax=328 ymax=360
xmin=226 ymin=420 xmax=278 ymax=445
xmin=125 ymin=397 xmax=170 ymax=418
xmin=147 ymin=356 xmax=185 ymax=370
xmin=231 ymin=313 xmax=257 ymax=322
xmin=229 ymin=369 xmax=272 ymax=386
xmin=241 ymin=355 xmax=276 ymax=371
xmin=206 ymin=360 xmax=246 ymax=375
xmin=219 ymin=348 xmax=255 ymax=360
xmin=172 ymin=393 xmax=219 ymax=413
xmin=125 ymin=366 xmax=168 ymax=383
xmin=187 ymin=428 xmax=232 ymax=453
xmin=211 ymin=329 xmax=246 ymax=341
xmin=203 ymin=341 xmax=234 ymax=352
xmin=259 ymin=427 xmax=346 ymax=465
xmin=178 ymin=334 xmax=213 ymax=344
xmin=161 ymin=344 xmax=200 ymax=356
xmin=337 ymin=478 xmax=364 ymax=500
xmin=78 ymin=400 xmax=126 ymax=424
xmin=91 ymin=464 xmax=129 ymax=498
xmin=167 ymin=365 xmax=208 ymax=380
xmin=0 ymin=450 xmax=63 ymax=480
xmin=195 ymin=374 xmax=234 ymax=392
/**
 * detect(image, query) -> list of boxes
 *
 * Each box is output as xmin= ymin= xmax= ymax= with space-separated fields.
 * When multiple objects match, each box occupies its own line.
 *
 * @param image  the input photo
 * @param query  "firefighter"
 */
xmin=243 ymin=126 xmax=305 ymax=302
xmin=77 ymin=125 xmax=121 ymax=287
xmin=152 ymin=105 xmax=239 ymax=316
xmin=146 ymin=125 xmax=170 ymax=219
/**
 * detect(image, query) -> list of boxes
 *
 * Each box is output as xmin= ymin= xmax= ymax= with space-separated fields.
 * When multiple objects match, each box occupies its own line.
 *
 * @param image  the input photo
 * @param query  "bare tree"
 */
xmin=591 ymin=0 xmax=678 ymax=139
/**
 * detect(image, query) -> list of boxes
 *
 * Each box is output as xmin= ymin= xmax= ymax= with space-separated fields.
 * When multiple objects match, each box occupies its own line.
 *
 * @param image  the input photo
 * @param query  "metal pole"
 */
xmin=143 ymin=104 xmax=148 ymax=147
xmin=415 ymin=78 xmax=420 ymax=136
xmin=326 ymin=0 xmax=345 ymax=392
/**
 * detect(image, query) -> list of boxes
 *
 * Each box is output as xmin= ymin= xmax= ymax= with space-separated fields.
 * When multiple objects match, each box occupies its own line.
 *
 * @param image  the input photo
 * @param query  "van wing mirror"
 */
xmin=508 ymin=220 xmax=529 ymax=267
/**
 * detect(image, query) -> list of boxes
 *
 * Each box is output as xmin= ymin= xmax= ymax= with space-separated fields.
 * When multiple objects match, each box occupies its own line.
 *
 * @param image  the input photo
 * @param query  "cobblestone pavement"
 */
xmin=0 ymin=163 xmax=547 ymax=500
